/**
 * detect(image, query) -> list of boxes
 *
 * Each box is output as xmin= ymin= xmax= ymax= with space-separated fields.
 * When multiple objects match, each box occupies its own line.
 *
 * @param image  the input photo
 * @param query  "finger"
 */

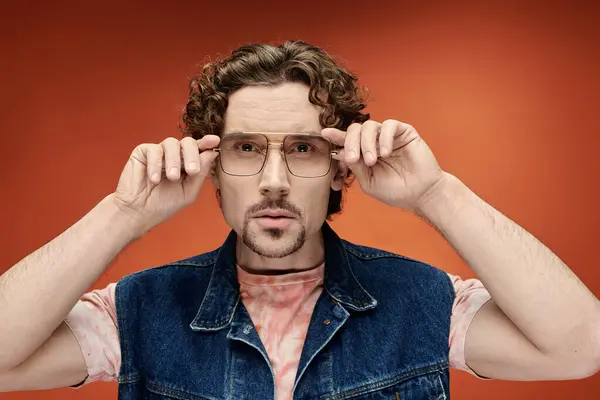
xmin=197 ymin=134 xmax=221 ymax=151
xmin=336 ymin=158 xmax=349 ymax=176
xmin=182 ymin=147 xmax=219 ymax=194
xmin=161 ymin=137 xmax=182 ymax=181
xmin=332 ymin=147 xmax=346 ymax=161
xmin=144 ymin=144 xmax=163 ymax=184
xmin=198 ymin=147 xmax=219 ymax=176
xmin=158 ymin=135 xmax=221 ymax=175
xmin=394 ymin=121 xmax=419 ymax=149
xmin=348 ymin=157 xmax=371 ymax=191
xmin=379 ymin=119 xmax=398 ymax=157
xmin=321 ymin=128 xmax=347 ymax=147
xmin=360 ymin=121 xmax=380 ymax=166
xmin=344 ymin=123 xmax=362 ymax=164
xmin=180 ymin=137 xmax=201 ymax=175
xmin=198 ymin=134 xmax=221 ymax=175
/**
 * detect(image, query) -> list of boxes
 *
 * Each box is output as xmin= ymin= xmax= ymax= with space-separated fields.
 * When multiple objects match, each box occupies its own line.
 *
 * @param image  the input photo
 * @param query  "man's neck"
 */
xmin=235 ymin=230 xmax=325 ymax=275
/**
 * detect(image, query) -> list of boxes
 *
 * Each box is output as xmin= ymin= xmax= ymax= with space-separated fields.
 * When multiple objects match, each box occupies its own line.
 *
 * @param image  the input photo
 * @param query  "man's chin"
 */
xmin=242 ymin=224 xmax=306 ymax=259
xmin=252 ymin=226 xmax=293 ymax=245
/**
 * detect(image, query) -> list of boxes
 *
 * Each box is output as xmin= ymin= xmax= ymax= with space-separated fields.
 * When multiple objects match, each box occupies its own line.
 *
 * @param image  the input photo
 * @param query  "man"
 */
xmin=0 ymin=40 xmax=599 ymax=399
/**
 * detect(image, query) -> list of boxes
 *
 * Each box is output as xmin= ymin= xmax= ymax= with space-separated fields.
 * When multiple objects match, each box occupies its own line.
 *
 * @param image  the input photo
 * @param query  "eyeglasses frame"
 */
xmin=212 ymin=132 xmax=340 ymax=178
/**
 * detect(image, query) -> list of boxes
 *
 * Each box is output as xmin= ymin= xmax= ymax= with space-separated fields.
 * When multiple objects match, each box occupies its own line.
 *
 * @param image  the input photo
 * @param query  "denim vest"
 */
xmin=114 ymin=223 xmax=455 ymax=399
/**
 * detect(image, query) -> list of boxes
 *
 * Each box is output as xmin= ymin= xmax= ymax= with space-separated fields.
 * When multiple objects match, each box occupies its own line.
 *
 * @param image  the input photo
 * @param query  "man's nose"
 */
xmin=258 ymin=147 xmax=290 ymax=197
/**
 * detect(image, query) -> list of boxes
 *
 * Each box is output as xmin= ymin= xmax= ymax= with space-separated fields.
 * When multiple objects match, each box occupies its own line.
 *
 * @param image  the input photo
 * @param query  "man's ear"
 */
xmin=330 ymin=161 xmax=348 ymax=191
xmin=209 ymin=161 xmax=220 ymax=190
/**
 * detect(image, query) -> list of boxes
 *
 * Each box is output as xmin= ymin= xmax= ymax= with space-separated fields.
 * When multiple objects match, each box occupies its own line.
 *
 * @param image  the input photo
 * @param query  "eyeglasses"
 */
xmin=213 ymin=132 xmax=339 ymax=178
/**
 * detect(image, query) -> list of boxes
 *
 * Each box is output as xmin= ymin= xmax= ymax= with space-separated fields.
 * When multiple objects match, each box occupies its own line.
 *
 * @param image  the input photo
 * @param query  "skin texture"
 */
xmin=210 ymin=83 xmax=344 ymax=274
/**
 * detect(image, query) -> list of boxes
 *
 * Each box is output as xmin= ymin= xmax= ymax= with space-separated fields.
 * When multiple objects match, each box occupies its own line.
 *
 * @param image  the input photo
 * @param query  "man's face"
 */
xmin=210 ymin=82 xmax=343 ymax=259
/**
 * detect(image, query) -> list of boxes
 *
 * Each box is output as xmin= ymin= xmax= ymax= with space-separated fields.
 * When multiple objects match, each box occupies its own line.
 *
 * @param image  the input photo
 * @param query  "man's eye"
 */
xmin=234 ymin=142 xmax=258 ymax=152
xmin=293 ymin=143 xmax=312 ymax=153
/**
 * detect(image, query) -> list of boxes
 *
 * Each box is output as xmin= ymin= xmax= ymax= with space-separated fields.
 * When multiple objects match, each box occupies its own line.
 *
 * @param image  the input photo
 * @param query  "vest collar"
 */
xmin=190 ymin=222 xmax=377 ymax=332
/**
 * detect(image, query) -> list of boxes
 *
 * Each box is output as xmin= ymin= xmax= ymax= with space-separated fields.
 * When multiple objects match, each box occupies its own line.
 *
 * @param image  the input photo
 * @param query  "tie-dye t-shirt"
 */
xmin=65 ymin=264 xmax=491 ymax=399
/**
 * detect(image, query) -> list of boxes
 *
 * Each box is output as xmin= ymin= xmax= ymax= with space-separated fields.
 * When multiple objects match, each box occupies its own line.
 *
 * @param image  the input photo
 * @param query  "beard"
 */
xmin=241 ymin=198 xmax=306 ymax=258
xmin=242 ymin=225 xmax=306 ymax=258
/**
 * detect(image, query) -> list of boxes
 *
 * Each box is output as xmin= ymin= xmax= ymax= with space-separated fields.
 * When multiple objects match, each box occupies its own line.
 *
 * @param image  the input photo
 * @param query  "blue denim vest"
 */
xmin=114 ymin=223 xmax=455 ymax=399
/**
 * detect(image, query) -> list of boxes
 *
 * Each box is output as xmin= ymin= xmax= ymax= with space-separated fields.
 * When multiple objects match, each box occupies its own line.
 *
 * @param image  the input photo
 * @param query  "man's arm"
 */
xmin=0 ymin=194 xmax=135 ymax=373
xmin=0 ymin=322 xmax=89 ymax=392
xmin=0 ymin=136 xmax=216 ymax=392
xmin=417 ymin=173 xmax=600 ymax=380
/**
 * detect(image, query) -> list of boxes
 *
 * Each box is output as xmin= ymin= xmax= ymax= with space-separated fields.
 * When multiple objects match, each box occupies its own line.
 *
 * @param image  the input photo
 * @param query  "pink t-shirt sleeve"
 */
xmin=447 ymin=273 xmax=492 ymax=378
xmin=63 ymin=282 xmax=121 ymax=388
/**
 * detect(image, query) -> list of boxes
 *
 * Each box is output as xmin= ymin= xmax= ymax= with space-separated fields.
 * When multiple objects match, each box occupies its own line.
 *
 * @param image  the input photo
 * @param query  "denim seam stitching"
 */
xmin=327 ymin=347 xmax=334 ymax=395
xmin=344 ymin=246 xmax=416 ymax=262
xmin=320 ymin=362 xmax=448 ymax=400
xmin=146 ymin=381 xmax=211 ymax=400
xmin=116 ymin=283 xmax=141 ymax=384
xmin=437 ymin=371 xmax=448 ymax=400
xmin=192 ymin=293 xmax=240 ymax=329
xmin=325 ymin=246 xmax=377 ymax=311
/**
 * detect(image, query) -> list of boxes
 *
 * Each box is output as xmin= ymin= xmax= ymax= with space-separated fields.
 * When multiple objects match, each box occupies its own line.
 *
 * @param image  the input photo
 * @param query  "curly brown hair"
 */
xmin=180 ymin=40 xmax=370 ymax=218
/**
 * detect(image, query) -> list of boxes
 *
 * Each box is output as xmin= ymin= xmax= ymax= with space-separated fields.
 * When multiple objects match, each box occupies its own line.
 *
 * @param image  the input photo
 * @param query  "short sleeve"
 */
xmin=63 ymin=282 xmax=121 ymax=388
xmin=447 ymin=273 xmax=492 ymax=379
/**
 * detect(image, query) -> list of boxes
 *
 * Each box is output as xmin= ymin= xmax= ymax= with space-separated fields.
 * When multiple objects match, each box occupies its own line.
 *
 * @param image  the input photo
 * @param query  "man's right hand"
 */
xmin=0 ymin=134 xmax=222 ymax=391
xmin=111 ymin=134 xmax=221 ymax=236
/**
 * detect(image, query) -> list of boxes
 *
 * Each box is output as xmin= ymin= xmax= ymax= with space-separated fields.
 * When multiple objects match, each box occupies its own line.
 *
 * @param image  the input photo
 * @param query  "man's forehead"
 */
xmin=223 ymin=83 xmax=322 ymax=134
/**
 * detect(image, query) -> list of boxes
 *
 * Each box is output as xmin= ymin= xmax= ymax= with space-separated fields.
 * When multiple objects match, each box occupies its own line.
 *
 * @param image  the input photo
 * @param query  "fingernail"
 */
xmin=380 ymin=146 xmax=388 ymax=155
xmin=169 ymin=167 xmax=179 ymax=176
xmin=188 ymin=162 xmax=198 ymax=171
xmin=152 ymin=173 xmax=160 ymax=182
xmin=348 ymin=150 xmax=357 ymax=160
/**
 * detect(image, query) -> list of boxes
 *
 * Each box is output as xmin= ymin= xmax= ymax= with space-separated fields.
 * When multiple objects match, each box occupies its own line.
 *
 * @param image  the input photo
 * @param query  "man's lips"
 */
xmin=252 ymin=209 xmax=297 ymax=219
xmin=251 ymin=209 xmax=298 ymax=229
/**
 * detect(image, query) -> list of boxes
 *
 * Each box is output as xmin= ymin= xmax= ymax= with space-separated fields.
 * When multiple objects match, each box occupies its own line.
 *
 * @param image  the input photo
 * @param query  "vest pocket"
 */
xmin=388 ymin=370 xmax=448 ymax=400
xmin=330 ymin=368 xmax=448 ymax=400
xmin=145 ymin=380 xmax=211 ymax=400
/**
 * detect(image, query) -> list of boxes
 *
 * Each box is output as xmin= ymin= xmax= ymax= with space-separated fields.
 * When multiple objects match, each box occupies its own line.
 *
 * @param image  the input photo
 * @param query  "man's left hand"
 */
xmin=322 ymin=120 xmax=448 ymax=212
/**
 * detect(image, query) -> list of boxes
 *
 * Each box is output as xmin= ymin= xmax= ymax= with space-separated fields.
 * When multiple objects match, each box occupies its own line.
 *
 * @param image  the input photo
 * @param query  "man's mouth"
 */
xmin=253 ymin=209 xmax=296 ymax=219
xmin=252 ymin=209 xmax=297 ymax=229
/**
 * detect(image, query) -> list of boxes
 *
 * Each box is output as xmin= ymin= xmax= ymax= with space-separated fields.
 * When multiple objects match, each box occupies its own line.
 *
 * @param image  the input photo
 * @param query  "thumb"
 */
xmin=182 ymin=149 xmax=218 ymax=196
xmin=348 ymin=158 xmax=372 ymax=191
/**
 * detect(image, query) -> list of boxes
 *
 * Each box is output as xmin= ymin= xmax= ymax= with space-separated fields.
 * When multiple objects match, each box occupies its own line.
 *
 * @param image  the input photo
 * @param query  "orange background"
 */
xmin=1 ymin=1 xmax=599 ymax=399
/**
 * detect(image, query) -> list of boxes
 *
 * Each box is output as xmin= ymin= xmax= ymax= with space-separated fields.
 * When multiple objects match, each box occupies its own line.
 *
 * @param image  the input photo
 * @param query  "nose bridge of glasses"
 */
xmin=259 ymin=144 xmax=290 ymax=187
xmin=262 ymin=142 xmax=287 ymax=168
xmin=266 ymin=141 xmax=284 ymax=149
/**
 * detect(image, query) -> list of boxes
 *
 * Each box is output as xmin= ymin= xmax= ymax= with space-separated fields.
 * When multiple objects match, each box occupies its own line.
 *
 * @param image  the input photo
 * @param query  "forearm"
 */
xmin=0 ymin=194 xmax=138 ymax=370
xmin=416 ymin=173 xmax=600 ymax=358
